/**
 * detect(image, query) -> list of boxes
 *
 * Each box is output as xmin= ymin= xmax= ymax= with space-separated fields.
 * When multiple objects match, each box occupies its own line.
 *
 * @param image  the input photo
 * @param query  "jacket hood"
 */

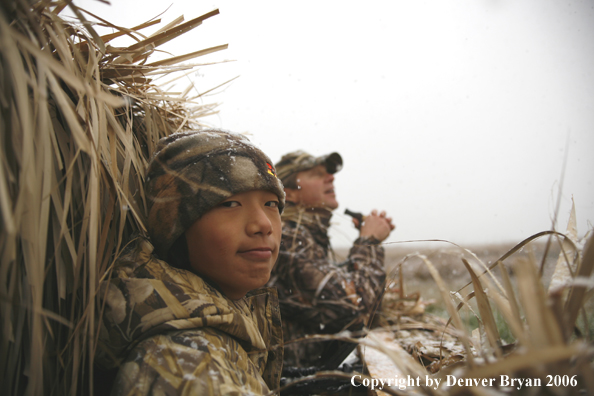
xmin=96 ymin=237 xmax=282 ymax=379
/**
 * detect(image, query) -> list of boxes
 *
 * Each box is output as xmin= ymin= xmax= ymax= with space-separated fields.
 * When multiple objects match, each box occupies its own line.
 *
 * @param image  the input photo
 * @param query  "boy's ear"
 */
xmin=284 ymin=188 xmax=301 ymax=204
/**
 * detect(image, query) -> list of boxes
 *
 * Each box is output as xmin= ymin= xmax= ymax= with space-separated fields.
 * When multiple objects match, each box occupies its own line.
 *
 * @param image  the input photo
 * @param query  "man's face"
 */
xmin=286 ymin=164 xmax=339 ymax=210
xmin=184 ymin=190 xmax=282 ymax=300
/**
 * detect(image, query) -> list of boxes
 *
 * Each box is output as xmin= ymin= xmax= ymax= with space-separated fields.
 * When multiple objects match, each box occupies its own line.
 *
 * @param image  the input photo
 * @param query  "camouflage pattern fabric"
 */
xmin=267 ymin=204 xmax=386 ymax=367
xmin=96 ymin=237 xmax=283 ymax=395
xmin=275 ymin=150 xmax=342 ymax=188
xmin=145 ymin=130 xmax=285 ymax=259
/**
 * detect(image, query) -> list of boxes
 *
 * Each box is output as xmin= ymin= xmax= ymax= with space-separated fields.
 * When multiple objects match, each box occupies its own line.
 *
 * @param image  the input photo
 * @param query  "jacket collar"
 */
xmin=96 ymin=237 xmax=283 ymax=385
xmin=281 ymin=202 xmax=333 ymax=227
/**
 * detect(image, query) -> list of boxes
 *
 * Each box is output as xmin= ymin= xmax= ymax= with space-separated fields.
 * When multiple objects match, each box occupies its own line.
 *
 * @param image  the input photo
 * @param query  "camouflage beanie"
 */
xmin=145 ymin=130 xmax=285 ymax=258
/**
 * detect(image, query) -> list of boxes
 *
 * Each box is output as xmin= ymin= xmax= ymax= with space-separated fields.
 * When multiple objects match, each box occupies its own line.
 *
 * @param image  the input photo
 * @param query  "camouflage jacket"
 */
xmin=96 ymin=237 xmax=283 ymax=396
xmin=267 ymin=204 xmax=386 ymax=367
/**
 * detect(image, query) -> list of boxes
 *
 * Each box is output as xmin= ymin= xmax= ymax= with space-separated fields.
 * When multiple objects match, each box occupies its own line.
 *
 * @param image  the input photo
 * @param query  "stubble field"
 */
xmin=337 ymin=238 xmax=564 ymax=315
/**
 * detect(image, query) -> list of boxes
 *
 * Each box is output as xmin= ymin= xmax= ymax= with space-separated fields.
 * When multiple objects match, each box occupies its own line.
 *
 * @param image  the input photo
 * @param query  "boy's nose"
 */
xmin=326 ymin=172 xmax=334 ymax=183
xmin=246 ymin=207 xmax=273 ymax=236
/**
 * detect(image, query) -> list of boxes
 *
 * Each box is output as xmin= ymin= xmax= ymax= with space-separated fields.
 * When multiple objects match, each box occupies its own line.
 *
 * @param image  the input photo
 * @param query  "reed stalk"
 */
xmin=0 ymin=1 xmax=227 ymax=395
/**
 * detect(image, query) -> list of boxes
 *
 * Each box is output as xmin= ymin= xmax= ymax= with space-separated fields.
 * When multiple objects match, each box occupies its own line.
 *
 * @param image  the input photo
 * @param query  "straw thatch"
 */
xmin=0 ymin=1 xmax=227 ymax=395
xmin=363 ymin=209 xmax=594 ymax=395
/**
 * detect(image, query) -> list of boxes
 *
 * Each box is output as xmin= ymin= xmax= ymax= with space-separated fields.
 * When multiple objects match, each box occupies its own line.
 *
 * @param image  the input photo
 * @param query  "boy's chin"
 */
xmin=243 ymin=272 xmax=272 ymax=291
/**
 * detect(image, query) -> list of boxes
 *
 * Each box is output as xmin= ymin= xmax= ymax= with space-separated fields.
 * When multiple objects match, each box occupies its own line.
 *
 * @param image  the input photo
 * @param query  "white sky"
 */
xmin=72 ymin=0 xmax=594 ymax=248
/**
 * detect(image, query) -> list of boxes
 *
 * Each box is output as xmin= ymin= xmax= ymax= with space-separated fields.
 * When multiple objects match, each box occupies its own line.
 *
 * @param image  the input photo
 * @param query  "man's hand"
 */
xmin=355 ymin=210 xmax=395 ymax=242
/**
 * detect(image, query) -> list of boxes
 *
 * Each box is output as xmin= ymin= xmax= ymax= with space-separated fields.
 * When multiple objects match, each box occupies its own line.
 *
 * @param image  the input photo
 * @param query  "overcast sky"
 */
xmin=74 ymin=0 xmax=594 ymax=248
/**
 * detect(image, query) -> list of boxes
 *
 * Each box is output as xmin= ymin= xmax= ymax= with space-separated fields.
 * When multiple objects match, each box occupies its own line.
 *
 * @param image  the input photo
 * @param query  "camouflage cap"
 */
xmin=275 ymin=150 xmax=343 ymax=187
xmin=145 ymin=130 xmax=285 ymax=258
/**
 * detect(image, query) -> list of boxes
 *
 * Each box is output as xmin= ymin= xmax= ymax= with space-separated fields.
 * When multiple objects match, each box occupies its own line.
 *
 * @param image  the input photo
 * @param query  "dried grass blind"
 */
xmin=0 ymin=1 xmax=227 ymax=394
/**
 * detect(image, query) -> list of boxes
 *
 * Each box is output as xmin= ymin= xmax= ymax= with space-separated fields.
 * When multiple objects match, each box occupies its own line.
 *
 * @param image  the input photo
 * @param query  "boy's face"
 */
xmin=285 ymin=165 xmax=339 ymax=209
xmin=184 ymin=190 xmax=282 ymax=300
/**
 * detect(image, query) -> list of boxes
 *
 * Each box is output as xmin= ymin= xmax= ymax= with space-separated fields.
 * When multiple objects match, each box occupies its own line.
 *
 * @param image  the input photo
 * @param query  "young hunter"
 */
xmin=95 ymin=131 xmax=285 ymax=395
xmin=267 ymin=151 xmax=395 ymax=368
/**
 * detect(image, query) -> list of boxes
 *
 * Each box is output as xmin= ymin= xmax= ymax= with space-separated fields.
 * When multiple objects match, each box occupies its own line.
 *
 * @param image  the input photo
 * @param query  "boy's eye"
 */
xmin=221 ymin=201 xmax=240 ymax=208
xmin=265 ymin=201 xmax=279 ymax=208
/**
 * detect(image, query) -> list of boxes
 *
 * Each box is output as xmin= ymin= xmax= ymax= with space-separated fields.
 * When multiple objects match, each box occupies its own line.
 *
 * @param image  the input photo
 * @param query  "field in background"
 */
xmin=338 ymin=237 xmax=594 ymax=342
xmin=336 ymin=239 xmax=562 ymax=309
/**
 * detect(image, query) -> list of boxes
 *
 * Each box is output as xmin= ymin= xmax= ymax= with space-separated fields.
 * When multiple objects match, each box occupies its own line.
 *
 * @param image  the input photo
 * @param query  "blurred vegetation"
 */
xmin=0 ymin=1 xmax=226 ymax=395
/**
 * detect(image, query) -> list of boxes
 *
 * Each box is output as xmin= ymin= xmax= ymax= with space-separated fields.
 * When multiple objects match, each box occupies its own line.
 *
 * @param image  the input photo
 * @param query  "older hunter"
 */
xmin=267 ymin=150 xmax=395 ymax=368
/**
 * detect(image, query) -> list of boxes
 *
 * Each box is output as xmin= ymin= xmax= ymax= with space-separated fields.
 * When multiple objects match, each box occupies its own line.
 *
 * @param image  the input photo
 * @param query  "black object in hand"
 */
xmin=344 ymin=208 xmax=364 ymax=229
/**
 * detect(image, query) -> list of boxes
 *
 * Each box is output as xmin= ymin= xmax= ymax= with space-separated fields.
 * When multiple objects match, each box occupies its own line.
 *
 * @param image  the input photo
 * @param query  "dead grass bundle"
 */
xmin=367 ymin=203 xmax=593 ymax=395
xmin=0 ymin=1 xmax=227 ymax=395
